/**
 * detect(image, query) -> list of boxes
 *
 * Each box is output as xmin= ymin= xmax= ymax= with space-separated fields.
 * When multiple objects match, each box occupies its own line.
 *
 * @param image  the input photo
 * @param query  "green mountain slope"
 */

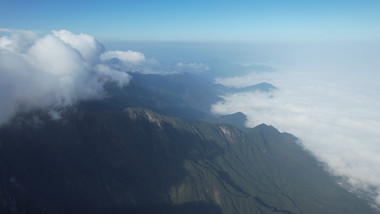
xmin=0 ymin=107 xmax=376 ymax=214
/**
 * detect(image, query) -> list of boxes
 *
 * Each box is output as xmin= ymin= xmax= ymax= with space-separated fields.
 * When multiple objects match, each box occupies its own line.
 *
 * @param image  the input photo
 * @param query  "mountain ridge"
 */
xmin=0 ymin=72 xmax=378 ymax=213
xmin=1 ymin=105 xmax=376 ymax=213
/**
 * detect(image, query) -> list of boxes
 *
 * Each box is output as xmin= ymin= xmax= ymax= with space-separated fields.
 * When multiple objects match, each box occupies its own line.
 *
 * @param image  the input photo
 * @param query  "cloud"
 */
xmin=0 ymin=29 xmax=37 ymax=52
xmin=177 ymin=62 xmax=210 ymax=72
xmin=100 ymin=50 xmax=146 ymax=64
xmin=0 ymin=30 xmax=132 ymax=125
xmin=212 ymin=45 xmax=380 ymax=208
xmin=0 ymin=28 xmax=12 ymax=32
xmin=215 ymin=71 xmax=275 ymax=88
xmin=53 ymin=30 xmax=104 ymax=64
xmin=94 ymin=64 xmax=131 ymax=87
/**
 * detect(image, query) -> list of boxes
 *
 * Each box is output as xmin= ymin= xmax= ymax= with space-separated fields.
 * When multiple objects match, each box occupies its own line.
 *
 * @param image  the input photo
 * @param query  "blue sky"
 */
xmin=1 ymin=0 xmax=379 ymax=43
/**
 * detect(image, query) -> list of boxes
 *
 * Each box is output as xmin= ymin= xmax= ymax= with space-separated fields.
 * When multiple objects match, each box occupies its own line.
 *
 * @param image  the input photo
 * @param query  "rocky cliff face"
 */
xmin=0 ymin=106 xmax=377 ymax=214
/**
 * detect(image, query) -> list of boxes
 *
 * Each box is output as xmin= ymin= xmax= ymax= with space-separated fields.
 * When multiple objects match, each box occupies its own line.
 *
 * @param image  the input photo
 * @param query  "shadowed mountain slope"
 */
xmin=0 ymin=107 xmax=377 ymax=214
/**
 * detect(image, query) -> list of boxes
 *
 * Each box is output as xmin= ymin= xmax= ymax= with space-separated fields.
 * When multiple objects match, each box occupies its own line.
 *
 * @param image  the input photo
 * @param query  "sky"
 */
xmin=1 ymin=0 xmax=380 ymax=43
xmin=2 ymin=0 xmax=380 ymax=209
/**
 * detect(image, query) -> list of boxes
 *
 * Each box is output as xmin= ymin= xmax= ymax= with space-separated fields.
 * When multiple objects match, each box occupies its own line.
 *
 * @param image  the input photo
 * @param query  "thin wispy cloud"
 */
xmin=177 ymin=62 xmax=210 ymax=72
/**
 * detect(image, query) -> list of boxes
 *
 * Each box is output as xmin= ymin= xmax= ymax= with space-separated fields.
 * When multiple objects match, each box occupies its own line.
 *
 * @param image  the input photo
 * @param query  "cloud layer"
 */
xmin=0 ymin=29 xmax=139 ymax=125
xmin=101 ymin=50 xmax=146 ymax=65
xmin=177 ymin=62 xmax=210 ymax=72
xmin=212 ymin=45 xmax=380 ymax=207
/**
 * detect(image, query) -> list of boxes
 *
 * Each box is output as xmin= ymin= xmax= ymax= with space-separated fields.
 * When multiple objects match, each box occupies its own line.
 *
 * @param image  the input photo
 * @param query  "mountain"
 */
xmin=226 ymin=82 xmax=276 ymax=93
xmin=0 ymin=106 xmax=377 ymax=214
xmin=0 ymin=72 xmax=378 ymax=213
xmin=217 ymin=112 xmax=247 ymax=129
xmin=102 ymin=72 xmax=274 ymax=122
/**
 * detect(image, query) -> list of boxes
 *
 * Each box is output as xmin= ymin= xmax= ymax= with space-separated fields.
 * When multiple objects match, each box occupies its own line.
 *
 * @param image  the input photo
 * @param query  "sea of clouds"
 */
xmin=212 ymin=44 xmax=380 ymax=207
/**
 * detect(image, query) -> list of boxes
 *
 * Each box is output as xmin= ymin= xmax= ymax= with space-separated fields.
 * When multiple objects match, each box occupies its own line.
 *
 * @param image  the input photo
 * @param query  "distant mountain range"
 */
xmin=102 ymin=72 xmax=274 ymax=120
xmin=0 ymin=72 xmax=377 ymax=214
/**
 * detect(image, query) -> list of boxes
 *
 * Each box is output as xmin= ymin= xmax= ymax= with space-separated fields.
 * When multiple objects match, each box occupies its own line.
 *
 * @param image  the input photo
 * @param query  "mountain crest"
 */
xmin=126 ymin=107 xmax=166 ymax=128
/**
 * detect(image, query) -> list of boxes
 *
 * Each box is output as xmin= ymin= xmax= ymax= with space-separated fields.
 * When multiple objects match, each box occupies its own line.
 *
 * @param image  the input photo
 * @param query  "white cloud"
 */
xmin=0 ymin=30 xmax=132 ymax=125
xmin=177 ymin=62 xmax=210 ymax=72
xmin=212 ymin=45 xmax=380 ymax=208
xmin=53 ymin=30 xmax=104 ymax=64
xmin=0 ymin=29 xmax=37 ymax=52
xmin=100 ymin=50 xmax=145 ymax=64
xmin=213 ymin=80 xmax=380 ymax=207
xmin=215 ymin=71 xmax=275 ymax=88
xmin=94 ymin=64 xmax=131 ymax=87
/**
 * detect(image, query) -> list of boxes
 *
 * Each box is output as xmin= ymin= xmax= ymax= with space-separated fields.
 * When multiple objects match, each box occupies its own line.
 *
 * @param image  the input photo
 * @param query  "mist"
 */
xmin=212 ymin=43 xmax=380 ymax=207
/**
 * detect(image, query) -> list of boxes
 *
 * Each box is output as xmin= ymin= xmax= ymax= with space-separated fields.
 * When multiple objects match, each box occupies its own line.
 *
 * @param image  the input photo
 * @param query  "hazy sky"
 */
xmin=1 ymin=0 xmax=380 ymax=43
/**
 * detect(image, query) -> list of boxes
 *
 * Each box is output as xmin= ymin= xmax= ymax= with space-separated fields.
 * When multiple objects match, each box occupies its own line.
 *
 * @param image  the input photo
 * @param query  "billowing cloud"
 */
xmin=100 ymin=50 xmax=146 ymax=64
xmin=0 ymin=29 xmax=37 ymax=52
xmin=212 ymin=45 xmax=380 ymax=208
xmin=94 ymin=64 xmax=131 ymax=87
xmin=0 ymin=29 xmax=132 ymax=125
xmin=53 ymin=30 xmax=104 ymax=64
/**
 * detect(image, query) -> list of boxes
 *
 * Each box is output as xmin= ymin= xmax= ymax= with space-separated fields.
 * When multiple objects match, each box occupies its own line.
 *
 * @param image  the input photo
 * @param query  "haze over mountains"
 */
xmin=1 ymin=29 xmax=380 ymax=213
